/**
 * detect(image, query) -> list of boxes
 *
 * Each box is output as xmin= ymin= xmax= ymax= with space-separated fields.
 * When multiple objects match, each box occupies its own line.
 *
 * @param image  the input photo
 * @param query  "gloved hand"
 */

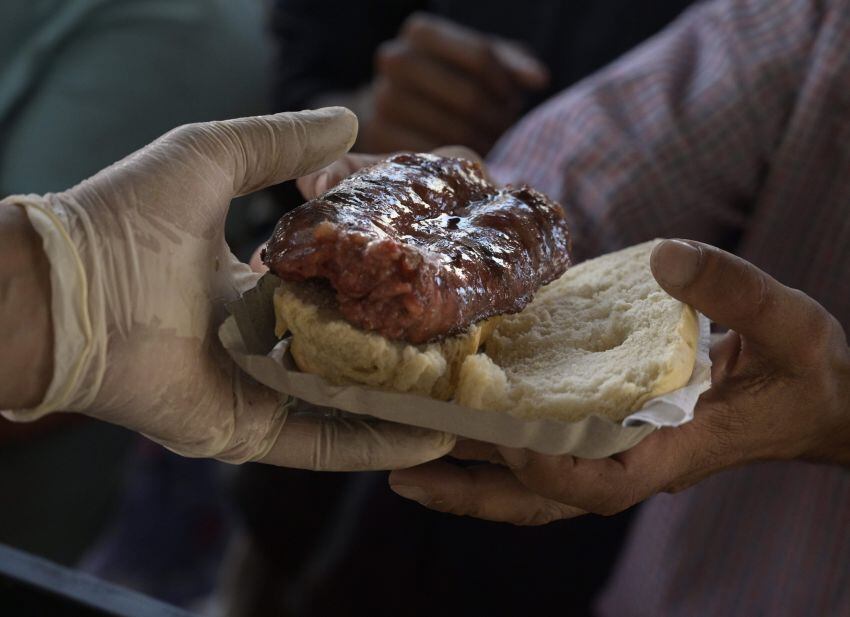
xmin=1 ymin=108 xmax=455 ymax=469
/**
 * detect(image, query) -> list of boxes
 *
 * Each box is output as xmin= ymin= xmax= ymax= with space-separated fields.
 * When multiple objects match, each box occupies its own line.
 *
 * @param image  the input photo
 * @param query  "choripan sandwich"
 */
xmin=261 ymin=153 xmax=697 ymax=422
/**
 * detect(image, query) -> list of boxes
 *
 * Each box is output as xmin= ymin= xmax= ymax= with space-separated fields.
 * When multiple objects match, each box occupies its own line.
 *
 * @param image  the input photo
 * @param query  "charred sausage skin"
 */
xmin=263 ymin=153 xmax=571 ymax=343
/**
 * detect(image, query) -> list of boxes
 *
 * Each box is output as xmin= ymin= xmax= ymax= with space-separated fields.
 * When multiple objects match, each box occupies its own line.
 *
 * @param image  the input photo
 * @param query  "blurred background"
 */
xmin=0 ymin=0 xmax=694 ymax=614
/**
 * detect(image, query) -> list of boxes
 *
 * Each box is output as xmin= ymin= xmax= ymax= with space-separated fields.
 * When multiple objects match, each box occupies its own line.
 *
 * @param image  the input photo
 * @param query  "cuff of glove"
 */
xmin=1 ymin=194 xmax=103 ymax=422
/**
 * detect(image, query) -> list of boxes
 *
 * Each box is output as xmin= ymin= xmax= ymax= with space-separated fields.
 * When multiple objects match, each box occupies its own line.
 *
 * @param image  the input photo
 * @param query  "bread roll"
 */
xmin=455 ymin=240 xmax=698 ymax=421
xmin=273 ymin=240 xmax=698 ymax=422
xmin=273 ymin=281 xmax=497 ymax=400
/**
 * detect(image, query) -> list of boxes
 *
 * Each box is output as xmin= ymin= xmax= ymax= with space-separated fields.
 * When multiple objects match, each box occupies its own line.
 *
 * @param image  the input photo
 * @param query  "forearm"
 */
xmin=0 ymin=202 xmax=53 ymax=409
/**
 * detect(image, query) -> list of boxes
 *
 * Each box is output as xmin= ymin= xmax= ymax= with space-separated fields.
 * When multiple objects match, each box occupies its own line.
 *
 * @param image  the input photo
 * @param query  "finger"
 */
xmin=360 ymin=118 xmax=442 ymax=154
xmin=507 ymin=412 xmax=733 ymax=515
xmin=259 ymin=411 xmax=455 ymax=471
xmin=376 ymin=40 xmax=516 ymax=135
xmin=502 ymin=451 xmax=646 ymax=515
xmin=299 ymin=171 xmax=330 ymax=199
xmin=709 ymin=330 xmax=742 ymax=381
xmin=709 ymin=331 xmax=728 ymax=346
xmin=294 ymin=147 xmax=487 ymax=198
xmin=650 ymin=239 xmax=831 ymax=362
xmin=623 ymin=412 xmax=745 ymax=492
xmin=373 ymin=78 xmax=494 ymax=155
xmin=295 ymin=153 xmax=382 ymax=200
xmin=491 ymin=40 xmax=550 ymax=90
xmin=430 ymin=145 xmax=485 ymax=166
xmin=401 ymin=13 xmax=517 ymax=102
xmin=389 ymin=460 xmax=585 ymax=525
xmin=249 ymin=245 xmax=267 ymax=273
xmin=450 ymin=439 xmax=501 ymax=462
xmin=168 ymin=107 xmax=358 ymax=197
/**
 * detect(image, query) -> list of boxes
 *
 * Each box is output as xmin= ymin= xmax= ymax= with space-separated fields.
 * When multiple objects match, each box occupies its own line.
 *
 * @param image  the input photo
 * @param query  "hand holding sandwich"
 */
xmin=0 ymin=109 xmax=455 ymax=470
xmin=388 ymin=240 xmax=850 ymax=524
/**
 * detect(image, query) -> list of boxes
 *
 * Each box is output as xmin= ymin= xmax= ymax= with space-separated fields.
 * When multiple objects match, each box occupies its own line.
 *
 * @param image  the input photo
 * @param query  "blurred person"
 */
xmin=375 ymin=0 xmax=850 ymax=613
xmin=254 ymin=0 xmax=699 ymax=250
xmin=0 ymin=0 xmax=272 ymax=589
xmin=271 ymin=0 xmax=696 ymax=156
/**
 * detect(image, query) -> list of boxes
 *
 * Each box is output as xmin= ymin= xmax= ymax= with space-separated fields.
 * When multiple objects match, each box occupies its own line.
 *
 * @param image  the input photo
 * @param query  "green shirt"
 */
xmin=0 ymin=0 xmax=270 ymax=195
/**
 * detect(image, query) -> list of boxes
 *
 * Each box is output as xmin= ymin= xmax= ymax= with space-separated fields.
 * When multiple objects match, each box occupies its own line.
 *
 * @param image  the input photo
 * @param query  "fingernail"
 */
xmin=390 ymin=485 xmax=430 ymax=505
xmin=651 ymin=239 xmax=702 ymax=288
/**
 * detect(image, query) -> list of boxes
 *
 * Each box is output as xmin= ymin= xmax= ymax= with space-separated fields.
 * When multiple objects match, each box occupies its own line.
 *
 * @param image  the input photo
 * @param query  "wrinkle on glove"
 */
xmin=261 ymin=403 xmax=457 ymax=471
xmin=2 ymin=109 xmax=455 ymax=468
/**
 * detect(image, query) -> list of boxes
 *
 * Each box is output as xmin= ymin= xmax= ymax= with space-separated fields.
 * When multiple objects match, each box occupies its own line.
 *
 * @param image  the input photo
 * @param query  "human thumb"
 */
xmin=165 ymin=107 xmax=358 ymax=197
xmin=650 ymin=239 xmax=822 ymax=360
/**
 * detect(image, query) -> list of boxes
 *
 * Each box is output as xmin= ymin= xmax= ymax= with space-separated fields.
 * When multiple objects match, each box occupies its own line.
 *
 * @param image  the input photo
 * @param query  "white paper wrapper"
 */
xmin=220 ymin=274 xmax=712 ymax=458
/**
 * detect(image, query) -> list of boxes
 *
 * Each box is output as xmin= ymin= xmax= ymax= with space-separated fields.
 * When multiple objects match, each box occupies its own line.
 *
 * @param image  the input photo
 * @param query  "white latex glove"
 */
xmin=2 ymin=108 xmax=455 ymax=469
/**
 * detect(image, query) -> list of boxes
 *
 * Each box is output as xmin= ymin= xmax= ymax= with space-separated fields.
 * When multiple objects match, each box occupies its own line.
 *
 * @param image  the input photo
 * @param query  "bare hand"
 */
xmin=359 ymin=13 xmax=549 ymax=155
xmin=388 ymin=240 xmax=850 ymax=524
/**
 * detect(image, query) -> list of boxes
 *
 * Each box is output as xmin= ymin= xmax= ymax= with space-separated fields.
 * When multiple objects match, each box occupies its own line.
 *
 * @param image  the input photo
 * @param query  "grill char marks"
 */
xmin=263 ymin=153 xmax=571 ymax=343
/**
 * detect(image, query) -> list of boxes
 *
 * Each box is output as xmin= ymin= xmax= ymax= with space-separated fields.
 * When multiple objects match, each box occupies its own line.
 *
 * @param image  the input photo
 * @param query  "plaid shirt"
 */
xmin=489 ymin=0 xmax=850 ymax=614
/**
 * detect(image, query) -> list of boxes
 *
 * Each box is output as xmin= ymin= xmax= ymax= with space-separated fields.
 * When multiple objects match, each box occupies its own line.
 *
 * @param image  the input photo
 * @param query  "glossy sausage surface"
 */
xmin=263 ymin=153 xmax=571 ymax=343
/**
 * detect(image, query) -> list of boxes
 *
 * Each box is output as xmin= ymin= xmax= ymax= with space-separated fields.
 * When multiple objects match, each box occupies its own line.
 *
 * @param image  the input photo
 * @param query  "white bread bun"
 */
xmin=273 ymin=281 xmax=497 ymax=400
xmin=455 ymin=240 xmax=698 ymax=421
